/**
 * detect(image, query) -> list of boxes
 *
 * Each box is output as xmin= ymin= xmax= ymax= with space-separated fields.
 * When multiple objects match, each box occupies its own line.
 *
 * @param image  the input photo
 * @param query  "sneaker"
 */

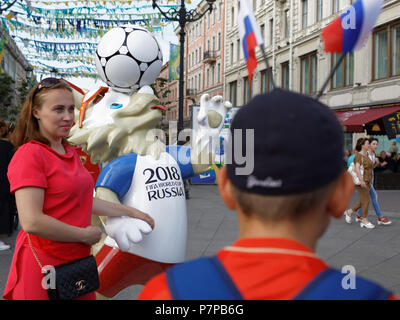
xmin=360 ymin=221 xmax=375 ymax=229
xmin=377 ymin=217 xmax=392 ymax=225
xmin=344 ymin=209 xmax=353 ymax=224
xmin=0 ymin=241 xmax=11 ymax=251
xmin=355 ymin=216 xmax=362 ymax=222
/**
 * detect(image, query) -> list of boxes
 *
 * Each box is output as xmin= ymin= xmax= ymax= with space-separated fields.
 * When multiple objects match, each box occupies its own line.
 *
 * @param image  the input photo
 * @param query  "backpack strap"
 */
xmin=166 ymin=256 xmax=243 ymax=300
xmin=294 ymin=268 xmax=392 ymax=300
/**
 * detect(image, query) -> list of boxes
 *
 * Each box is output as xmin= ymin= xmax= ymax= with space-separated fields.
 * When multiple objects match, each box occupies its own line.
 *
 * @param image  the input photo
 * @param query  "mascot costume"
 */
xmin=67 ymin=26 xmax=231 ymax=298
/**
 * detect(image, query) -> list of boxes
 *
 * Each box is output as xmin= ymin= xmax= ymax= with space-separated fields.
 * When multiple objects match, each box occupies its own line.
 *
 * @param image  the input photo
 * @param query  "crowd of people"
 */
xmin=345 ymin=141 xmax=400 ymax=175
xmin=344 ymin=137 xmax=394 ymax=228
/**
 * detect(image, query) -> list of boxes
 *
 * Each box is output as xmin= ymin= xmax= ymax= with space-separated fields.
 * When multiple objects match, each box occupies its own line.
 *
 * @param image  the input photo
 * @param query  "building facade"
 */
xmin=0 ymin=22 xmax=32 ymax=109
xmin=223 ymin=0 xmax=400 ymax=104
xmin=173 ymin=0 xmax=226 ymax=127
xmin=224 ymin=0 xmax=400 ymax=149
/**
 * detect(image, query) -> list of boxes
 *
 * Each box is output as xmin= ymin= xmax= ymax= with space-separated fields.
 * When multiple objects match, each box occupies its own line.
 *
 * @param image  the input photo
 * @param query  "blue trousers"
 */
xmin=356 ymin=182 xmax=383 ymax=218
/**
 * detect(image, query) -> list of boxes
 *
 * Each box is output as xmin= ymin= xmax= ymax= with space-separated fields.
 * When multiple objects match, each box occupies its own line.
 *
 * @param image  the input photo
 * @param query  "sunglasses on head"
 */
xmin=32 ymin=77 xmax=64 ymax=100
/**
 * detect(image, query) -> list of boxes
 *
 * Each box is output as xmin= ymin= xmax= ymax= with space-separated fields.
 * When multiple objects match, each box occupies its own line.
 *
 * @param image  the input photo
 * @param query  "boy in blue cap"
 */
xmin=138 ymin=89 xmax=396 ymax=300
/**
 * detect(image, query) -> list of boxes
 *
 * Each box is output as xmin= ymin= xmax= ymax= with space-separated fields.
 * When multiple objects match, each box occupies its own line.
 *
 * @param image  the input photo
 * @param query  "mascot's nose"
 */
xmin=151 ymin=105 xmax=166 ymax=111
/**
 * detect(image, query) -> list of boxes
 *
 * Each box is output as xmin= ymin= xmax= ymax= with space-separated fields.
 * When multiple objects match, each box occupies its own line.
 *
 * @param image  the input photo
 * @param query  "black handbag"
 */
xmin=28 ymin=234 xmax=100 ymax=300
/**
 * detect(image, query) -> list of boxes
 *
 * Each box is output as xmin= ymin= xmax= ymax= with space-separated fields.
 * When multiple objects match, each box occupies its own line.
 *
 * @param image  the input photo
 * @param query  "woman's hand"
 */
xmin=82 ymin=226 xmax=102 ymax=245
xmin=127 ymin=208 xmax=155 ymax=230
xmin=360 ymin=181 xmax=367 ymax=189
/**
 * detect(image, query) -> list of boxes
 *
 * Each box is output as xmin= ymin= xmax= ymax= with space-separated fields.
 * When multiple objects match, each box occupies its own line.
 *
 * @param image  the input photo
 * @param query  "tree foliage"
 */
xmin=0 ymin=72 xmax=14 ymax=120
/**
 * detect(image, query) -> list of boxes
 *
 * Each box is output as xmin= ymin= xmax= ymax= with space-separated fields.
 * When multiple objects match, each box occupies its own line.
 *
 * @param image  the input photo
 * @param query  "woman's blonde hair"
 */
xmin=11 ymin=80 xmax=72 ymax=149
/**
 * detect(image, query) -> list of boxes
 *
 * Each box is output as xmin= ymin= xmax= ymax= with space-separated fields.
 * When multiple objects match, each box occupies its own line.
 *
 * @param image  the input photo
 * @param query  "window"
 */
xmin=284 ymin=10 xmax=290 ymax=38
xmin=199 ymin=73 xmax=201 ymax=90
xmin=301 ymin=52 xmax=318 ymax=95
xmin=231 ymin=7 xmax=234 ymax=27
xmin=229 ymin=81 xmax=237 ymax=107
xmin=218 ymin=32 xmax=221 ymax=51
xmin=261 ymin=68 xmax=273 ymax=93
xmin=281 ymin=62 xmax=290 ymax=90
xmin=317 ymin=0 xmax=323 ymax=22
xmin=373 ymin=21 xmax=400 ymax=80
xmin=207 ymin=68 xmax=210 ymax=87
xmin=237 ymin=39 xmax=241 ymax=61
xmin=260 ymin=24 xmax=265 ymax=43
xmin=253 ymin=0 xmax=256 ymax=10
xmin=219 ymin=2 xmax=223 ymax=21
xmin=211 ymin=65 xmax=215 ymax=85
xmin=332 ymin=52 xmax=354 ymax=89
xmin=269 ymin=19 xmax=274 ymax=45
xmin=199 ymin=46 xmax=202 ymax=63
xmin=244 ymin=77 xmax=253 ymax=104
xmin=332 ymin=0 xmax=340 ymax=14
xmin=230 ymin=43 xmax=234 ymax=64
xmin=302 ymin=0 xmax=308 ymax=29
xmin=217 ymin=63 xmax=221 ymax=83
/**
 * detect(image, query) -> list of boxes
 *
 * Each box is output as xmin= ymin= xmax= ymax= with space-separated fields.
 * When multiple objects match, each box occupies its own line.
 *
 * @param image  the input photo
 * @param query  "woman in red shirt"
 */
xmin=3 ymin=78 xmax=154 ymax=300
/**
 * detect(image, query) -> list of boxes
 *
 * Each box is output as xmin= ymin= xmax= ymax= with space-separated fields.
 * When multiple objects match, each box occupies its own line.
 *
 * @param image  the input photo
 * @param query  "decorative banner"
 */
xmin=168 ymin=43 xmax=180 ymax=81
xmin=0 ymin=0 xmax=179 ymax=78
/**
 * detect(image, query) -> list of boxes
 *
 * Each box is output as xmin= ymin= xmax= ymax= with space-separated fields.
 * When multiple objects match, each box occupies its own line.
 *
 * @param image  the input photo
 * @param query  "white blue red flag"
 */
xmin=322 ymin=0 xmax=384 ymax=53
xmin=238 ymin=0 xmax=263 ymax=84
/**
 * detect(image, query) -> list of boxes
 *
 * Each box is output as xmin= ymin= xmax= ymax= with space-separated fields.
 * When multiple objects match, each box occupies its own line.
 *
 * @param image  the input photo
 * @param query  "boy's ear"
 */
xmin=217 ymin=166 xmax=237 ymax=211
xmin=326 ymin=171 xmax=355 ymax=219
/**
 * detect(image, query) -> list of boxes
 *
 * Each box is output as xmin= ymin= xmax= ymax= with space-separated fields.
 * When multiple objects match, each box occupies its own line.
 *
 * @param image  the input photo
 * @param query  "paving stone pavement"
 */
xmin=1 ymin=185 xmax=399 ymax=299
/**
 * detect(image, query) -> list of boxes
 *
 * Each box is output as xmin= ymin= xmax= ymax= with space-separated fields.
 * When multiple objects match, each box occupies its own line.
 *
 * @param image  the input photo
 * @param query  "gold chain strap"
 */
xmin=27 ymin=234 xmax=45 ymax=272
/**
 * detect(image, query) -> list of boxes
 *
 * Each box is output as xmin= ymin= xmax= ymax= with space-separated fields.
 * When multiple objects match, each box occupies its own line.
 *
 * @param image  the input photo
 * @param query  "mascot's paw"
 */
xmin=196 ymin=94 xmax=232 ymax=132
xmin=105 ymin=216 xmax=153 ymax=252
xmin=191 ymin=94 xmax=232 ymax=172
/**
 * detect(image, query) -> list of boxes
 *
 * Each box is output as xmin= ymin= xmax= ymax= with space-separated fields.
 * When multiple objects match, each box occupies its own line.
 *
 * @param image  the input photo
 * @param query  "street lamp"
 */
xmin=25 ymin=66 xmax=33 ymax=79
xmin=25 ymin=66 xmax=34 ymax=89
xmin=152 ymin=0 xmax=215 ymax=143
xmin=0 ymin=0 xmax=18 ymax=14
xmin=50 ymin=67 xmax=58 ymax=77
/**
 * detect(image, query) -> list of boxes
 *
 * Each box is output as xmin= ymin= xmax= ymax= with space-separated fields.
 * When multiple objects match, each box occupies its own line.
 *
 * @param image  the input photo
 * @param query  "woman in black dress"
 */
xmin=0 ymin=120 xmax=17 ymax=250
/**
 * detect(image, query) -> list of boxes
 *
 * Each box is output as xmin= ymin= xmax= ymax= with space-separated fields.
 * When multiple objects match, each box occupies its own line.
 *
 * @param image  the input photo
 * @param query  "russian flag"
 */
xmin=238 ymin=0 xmax=263 ymax=84
xmin=322 ymin=0 xmax=384 ymax=53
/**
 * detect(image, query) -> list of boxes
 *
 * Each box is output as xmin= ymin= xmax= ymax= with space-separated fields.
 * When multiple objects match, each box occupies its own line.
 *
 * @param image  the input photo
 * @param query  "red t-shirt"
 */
xmin=7 ymin=140 xmax=94 ymax=259
xmin=3 ymin=141 xmax=95 ymax=300
xmin=138 ymin=238 xmax=397 ymax=300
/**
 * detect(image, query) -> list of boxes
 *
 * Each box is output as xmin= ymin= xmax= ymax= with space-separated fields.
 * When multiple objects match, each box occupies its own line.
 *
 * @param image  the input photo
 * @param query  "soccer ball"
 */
xmin=95 ymin=25 xmax=163 ymax=93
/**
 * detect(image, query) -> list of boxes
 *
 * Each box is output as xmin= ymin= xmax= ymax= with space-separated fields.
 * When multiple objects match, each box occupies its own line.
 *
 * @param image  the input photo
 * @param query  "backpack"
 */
xmin=166 ymin=256 xmax=392 ymax=300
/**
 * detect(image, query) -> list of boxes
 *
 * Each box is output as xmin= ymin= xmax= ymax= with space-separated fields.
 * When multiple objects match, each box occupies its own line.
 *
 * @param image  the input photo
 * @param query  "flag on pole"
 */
xmin=238 ymin=0 xmax=263 ymax=84
xmin=322 ymin=0 xmax=384 ymax=53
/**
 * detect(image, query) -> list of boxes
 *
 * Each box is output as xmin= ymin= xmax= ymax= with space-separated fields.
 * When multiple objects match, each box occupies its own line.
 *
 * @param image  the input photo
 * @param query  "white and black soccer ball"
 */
xmin=95 ymin=25 xmax=163 ymax=93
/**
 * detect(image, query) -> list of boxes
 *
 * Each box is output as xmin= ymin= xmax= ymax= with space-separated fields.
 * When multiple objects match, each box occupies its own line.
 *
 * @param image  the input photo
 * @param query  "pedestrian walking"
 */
xmin=354 ymin=138 xmax=391 ymax=225
xmin=3 ymin=78 xmax=154 ymax=300
xmin=344 ymin=138 xmax=375 ymax=228
xmin=138 ymin=89 xmax=396 ymax=300
xmin=0 ymin=120 xmax=15 ymax=251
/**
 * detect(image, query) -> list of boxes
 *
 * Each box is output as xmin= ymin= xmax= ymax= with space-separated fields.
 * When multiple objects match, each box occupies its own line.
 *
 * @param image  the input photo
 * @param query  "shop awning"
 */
xmin=335 ymin=105 xmax=400 ymax=132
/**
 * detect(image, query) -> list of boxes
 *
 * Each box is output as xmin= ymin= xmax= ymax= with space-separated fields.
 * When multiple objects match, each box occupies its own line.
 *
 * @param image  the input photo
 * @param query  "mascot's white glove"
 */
xmin=104 ymin=216 xmax=153 ymax=252
xmin=191 ymin=94 xmax=232 ymax=173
